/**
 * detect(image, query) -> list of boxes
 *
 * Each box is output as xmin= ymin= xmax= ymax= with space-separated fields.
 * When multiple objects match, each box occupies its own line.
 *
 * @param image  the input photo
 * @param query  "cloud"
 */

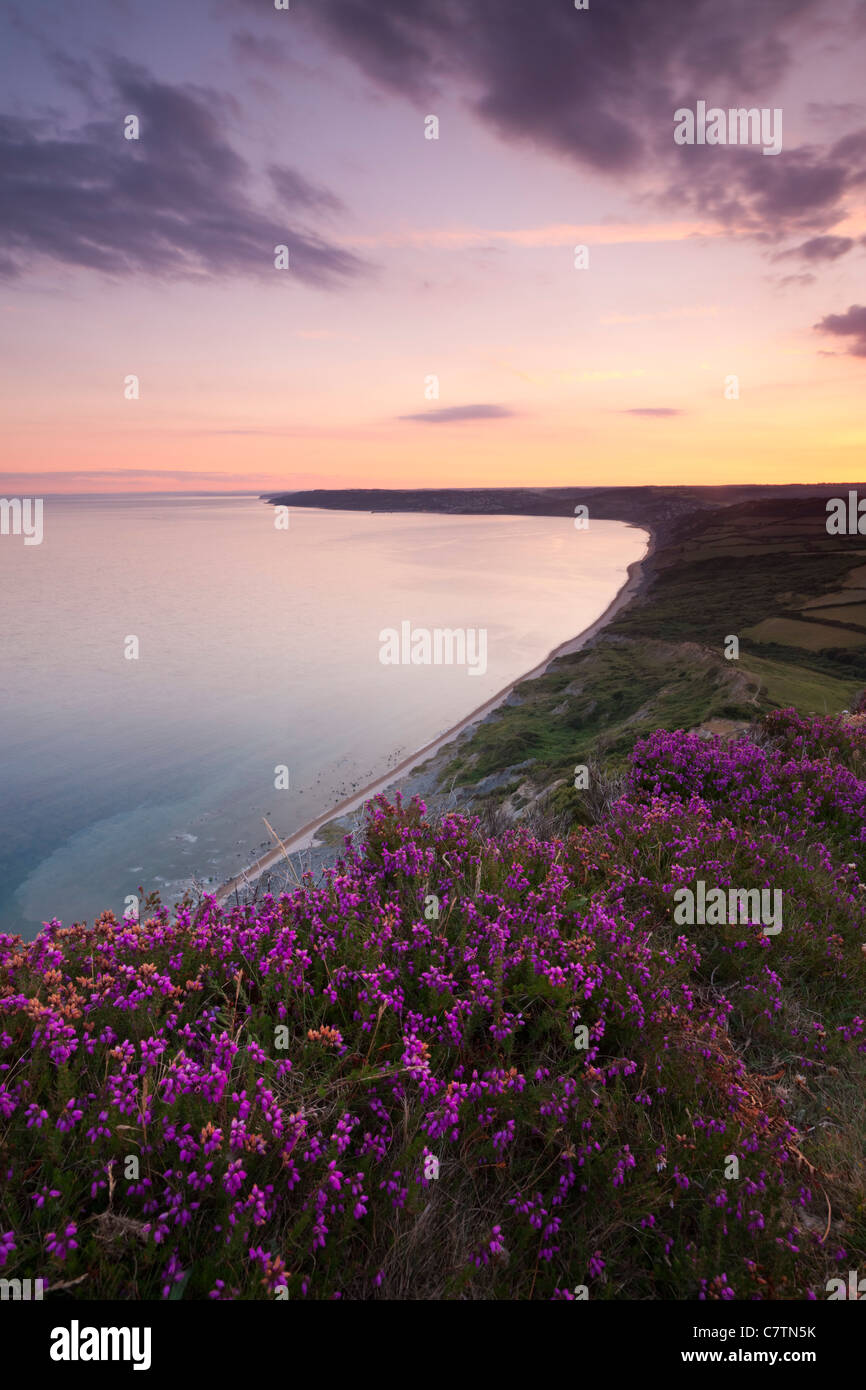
xmin=0 ymin=469 xmax=265 ymax=486
xmin=344 ymin=219 xmax=716 ymax=249
xmin=0 ymin=467 xmax=362 ymax=492
xmin=621 ymin=407 xmax=684 ymax=417
xmin=0 ymin=59 xmax=365 ymax=285
xmin=300 ymin=0 xmax=444 ymax=102
xmin=230 ymin=29 xmax=291 ymax=70
xmin=303 ymin=0 xmax=866 ymax=248
xmin=307 ymin=0 xmax=819 ymax=170
xmin=398 ymin=403 xmax=514 ymax=423
xmin=775 ymin=234 xmax=857 ymax=262
xmin=664 ymin=135 xmax=863 ymax=243
xmin=772 ymin=271 xmax=817 ymax=288
xmin=814 ymin=304 xmax=866 ymax=357
xmin=268 ymin=164 xmax=344 ymax=215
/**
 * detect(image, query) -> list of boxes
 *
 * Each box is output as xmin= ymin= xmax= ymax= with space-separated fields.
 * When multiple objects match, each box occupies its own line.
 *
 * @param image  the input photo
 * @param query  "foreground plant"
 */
xmin=1 ymin=711 xmax=864 ymax=1300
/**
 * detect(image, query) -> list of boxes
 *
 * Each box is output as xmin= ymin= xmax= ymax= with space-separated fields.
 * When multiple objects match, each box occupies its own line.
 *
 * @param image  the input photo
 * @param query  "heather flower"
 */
xmin=1 ymin=717 xmax=862 ymax=1299
xmin=45 ymin=1222 xmax=78 ymax=1261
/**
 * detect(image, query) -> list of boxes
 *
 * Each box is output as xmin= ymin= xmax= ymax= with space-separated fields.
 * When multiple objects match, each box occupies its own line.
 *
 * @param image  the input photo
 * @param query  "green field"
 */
xmin=804 ymin=604 xmax=866 ymax=629
xmin=744 ymin=616 xmax=866 ymax=649
xmin=740 ymin=652 xmax=861 ymax=713
xmin=804 ymin=588 xmax=866 ymax=608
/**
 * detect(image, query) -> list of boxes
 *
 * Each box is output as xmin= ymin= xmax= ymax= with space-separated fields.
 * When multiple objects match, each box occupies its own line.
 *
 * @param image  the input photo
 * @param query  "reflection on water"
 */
xmin=0 ymin=496 xmax=646 ymax=937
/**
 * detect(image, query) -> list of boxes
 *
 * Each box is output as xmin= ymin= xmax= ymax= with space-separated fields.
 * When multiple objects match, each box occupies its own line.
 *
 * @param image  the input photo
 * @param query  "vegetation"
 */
xmin=1 ymin=709 xmax=864 ymax=1300
xmin=439 ymin=496 xmax=866 ymax=816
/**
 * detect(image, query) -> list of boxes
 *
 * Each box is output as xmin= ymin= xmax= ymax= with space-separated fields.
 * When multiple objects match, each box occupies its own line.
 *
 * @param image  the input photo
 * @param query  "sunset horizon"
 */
xmin=2 ymin=1 xmax=865 ymax=493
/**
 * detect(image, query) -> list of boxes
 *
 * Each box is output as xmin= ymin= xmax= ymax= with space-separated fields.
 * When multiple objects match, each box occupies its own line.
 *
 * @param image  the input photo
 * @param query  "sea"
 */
xmin=0 ymin=495 xmax=647 ymax=938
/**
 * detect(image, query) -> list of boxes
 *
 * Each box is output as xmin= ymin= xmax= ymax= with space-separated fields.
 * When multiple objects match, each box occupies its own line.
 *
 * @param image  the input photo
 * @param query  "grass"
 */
xmin=737 ymin=653 xmax=861 ymax=714
xmin=806 ymin=605 xmax=866 ymax=629
xmin=744 ymin=618 xmax=866 ymax=650
xmin=804 ymin=589 xmax=866 ymax=609
xmin=441 ymin=638 xmax=758 ymax=793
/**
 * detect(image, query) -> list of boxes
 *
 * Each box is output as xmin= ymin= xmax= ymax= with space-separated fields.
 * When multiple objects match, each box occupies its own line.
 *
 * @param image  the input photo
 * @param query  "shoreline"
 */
xmin=215 ymin=524 xmax=653 ymax=904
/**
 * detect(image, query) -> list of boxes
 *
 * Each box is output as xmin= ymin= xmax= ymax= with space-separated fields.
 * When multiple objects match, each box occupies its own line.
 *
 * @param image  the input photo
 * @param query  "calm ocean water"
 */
xmin=0 ymin=496 xmax=647 ymax=938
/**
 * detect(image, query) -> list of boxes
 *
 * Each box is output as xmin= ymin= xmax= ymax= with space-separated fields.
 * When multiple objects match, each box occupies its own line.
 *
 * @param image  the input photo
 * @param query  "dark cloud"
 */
xmin=398 ymin=403 xmax=514 ymax=423
xmin=775 ymin=234 xmax=856 ymax=261
xmin=230 ymin=30 xmax=291 ymax=69
xmin=814 ymin=304 xmax=866 ymax=356
xmin=0 ymin=59 xmax=364 ymax=285
xmin=44 ymin=48 xmax=103 ymax=105
xmin=268 ymin=165 xmax=343 ymax=214
xmin=308 ymin=0 xmax=818 ymax=170
xmin=303 ymin=1 xmax=446 ymax=102
xmin=621 ymin=408 xmax=684 ymax=418
xmin=665 ymin=135 xmax=861 ymax=242
xmin=303 ymin=0 xmax=866 ymax=246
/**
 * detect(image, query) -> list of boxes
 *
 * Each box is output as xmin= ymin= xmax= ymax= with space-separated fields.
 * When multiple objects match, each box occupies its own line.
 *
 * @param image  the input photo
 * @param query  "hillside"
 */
xmin=266 ymin=483 xmax=866 ymax=546
xmin=426 ymin=494 xmax=866 ymax=827
xmin=2 ymin=708 xmax=864 ymax=1300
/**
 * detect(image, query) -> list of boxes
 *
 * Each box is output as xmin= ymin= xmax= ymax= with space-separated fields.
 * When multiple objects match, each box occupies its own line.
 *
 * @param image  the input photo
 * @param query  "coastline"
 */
xmin=215 ymin=525 xmax=653 ymax=904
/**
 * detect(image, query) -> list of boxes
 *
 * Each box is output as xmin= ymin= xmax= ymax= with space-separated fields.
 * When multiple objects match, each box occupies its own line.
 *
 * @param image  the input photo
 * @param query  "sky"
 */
xmin=1 ymin=0 xmax=865 ymax=493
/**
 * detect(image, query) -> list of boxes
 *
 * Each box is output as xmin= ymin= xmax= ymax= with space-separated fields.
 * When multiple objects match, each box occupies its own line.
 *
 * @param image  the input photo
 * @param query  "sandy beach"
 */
xmin=215 ymin=526 xmax=652 ymax=904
